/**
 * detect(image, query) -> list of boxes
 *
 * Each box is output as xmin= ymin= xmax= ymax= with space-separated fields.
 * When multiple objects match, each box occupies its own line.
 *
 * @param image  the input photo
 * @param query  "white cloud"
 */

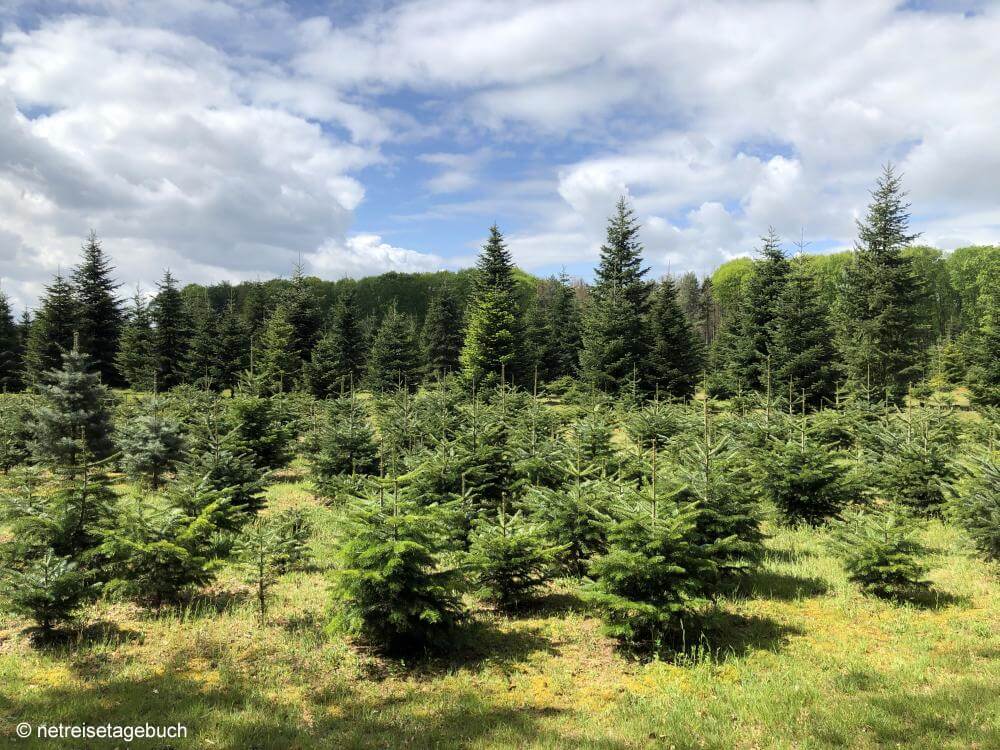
xmin=306 ymin=233 xmax=448 ymax=277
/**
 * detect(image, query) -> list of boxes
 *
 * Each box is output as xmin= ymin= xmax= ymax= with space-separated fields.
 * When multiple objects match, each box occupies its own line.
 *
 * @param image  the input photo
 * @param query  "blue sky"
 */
xmin=1 ymin=0 xmax=998 ymax=309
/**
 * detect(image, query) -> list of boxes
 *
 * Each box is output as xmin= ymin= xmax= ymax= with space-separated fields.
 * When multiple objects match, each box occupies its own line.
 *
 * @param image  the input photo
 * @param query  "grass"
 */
xmin=1 ymin=471 xmax=998 ymax=749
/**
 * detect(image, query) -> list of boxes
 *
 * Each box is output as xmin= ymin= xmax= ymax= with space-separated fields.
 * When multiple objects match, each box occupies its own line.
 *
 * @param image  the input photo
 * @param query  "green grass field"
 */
xmin=2 ymin=469 xmax=998 ymax=749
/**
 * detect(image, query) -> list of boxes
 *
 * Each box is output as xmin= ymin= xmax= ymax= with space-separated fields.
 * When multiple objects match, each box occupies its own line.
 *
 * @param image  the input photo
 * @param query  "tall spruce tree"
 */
xmin=151 ymin=270 xmax=191 ymax=389
xmin=711 ymin=229 xmax=789 ymax=396
xmin=307 ymin=287 xmax=366 ymax=397
xmin=184 ymin=293 xmax=221 ymax=389
xmin=257 ymin=304 xmax=299 ymax=394
xmin=580 ymin=198 xmax=652 ymax=394
xmin=646 ymin=277 xmax=704 ymax=399
xmin=0 ymin=292 xmax=21 ymax=391
xmin=216 ymin=295 xmax=249 ymax=391
xmin=835 ymin=165 xmax=925 ymax=403
xmin=25 ymin=273 xmax=79 ymax=386
xmin=366 ymin=302 xmax=421 ymax=392
xmin=116 ymin=288 xmax=157 ymax=390
xmin=526 ymin=275 xmax=581 ymax=384
xmin=71 ymin=231 xmax=122 ymax=385
xmin=282 ymin=264 xmax=324 ymax=383
xmin=967 ymin=260 xmax=1000 ymax=405
xmin=769 ymin=258 xmax=839 ymax=408
xmin=460 ymin=225 xmax=525 ymax=387
xmin=421 ymin=285 xmax=464 ymax=378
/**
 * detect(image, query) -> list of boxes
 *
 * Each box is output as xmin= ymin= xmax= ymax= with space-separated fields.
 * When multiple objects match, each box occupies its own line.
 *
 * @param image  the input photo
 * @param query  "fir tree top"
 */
xmin=855 ymin=163 xmax=920 ymax=258
xmin=593 ymin=197 xmax=651 ymax=308
xmin=475 ymin=225 xmax=517 ymax=296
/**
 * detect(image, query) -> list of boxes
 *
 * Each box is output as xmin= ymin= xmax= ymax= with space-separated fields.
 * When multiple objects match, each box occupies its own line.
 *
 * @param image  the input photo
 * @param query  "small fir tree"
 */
xmin=330 ymin=484 xmax=465 ymax=654
xmin=467 ymin=502 xmax=560 ymax=611
xmin=116 ymin=397 xmax=185 ymax=488
xmin=829 ymin=508 xmax=930 ymax=599
xmin=30 ymin=345 xmax=115 ymax=474
xmin=311 ymin=393 xmax=379 ymax=495
xmin=952 ymin=454 xmax=1000 ymax=561
xmin=3 ymin=551 xmax=95 ymax=632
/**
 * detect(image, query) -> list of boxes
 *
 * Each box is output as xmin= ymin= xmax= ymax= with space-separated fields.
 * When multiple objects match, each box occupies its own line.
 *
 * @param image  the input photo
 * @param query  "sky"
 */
xmin=1 ymin=0 xmax=999 ymax=311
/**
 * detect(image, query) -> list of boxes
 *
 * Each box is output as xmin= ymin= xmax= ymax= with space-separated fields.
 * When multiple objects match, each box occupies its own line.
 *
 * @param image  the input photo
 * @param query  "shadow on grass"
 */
xmin=24 ymin=620 xmax=142 ymax=650
xmin=681 ymin=611 xmax=802 ymax=662
xmin=739 ymin=569 xmax=829 ymax=600
xmin=883 ymin=586 xmax=970 ymax=610
xmin=408 ymin=619 xmax=559 ymax=677
xmin=523 ymin=589 xmax=589 ymax=616
xmin=861 ymin=678 xmax=999 ymax=748
xmin=2 ymin=647 xmax=625 ymax=750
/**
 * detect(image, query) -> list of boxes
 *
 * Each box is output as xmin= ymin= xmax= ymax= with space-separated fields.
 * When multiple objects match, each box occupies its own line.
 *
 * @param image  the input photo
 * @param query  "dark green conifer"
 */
xmin=151 ymin=270 xmax=191 ymax=389
xmin=834 ymin=165 xmax=925 ymax=403
xmin=71 ymin=231 xmax=122 ymax=385
xmin=366 ymin=302 xmax=421 ymax=392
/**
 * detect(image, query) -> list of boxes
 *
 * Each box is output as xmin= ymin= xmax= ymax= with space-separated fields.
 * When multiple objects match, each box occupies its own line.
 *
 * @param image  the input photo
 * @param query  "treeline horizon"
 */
xmin=0 ymin=164 xmax=998 ymax=407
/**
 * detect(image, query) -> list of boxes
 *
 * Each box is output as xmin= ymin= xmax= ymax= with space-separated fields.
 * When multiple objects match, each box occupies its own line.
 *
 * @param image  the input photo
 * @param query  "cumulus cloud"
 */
xmin=306 ymin=234 xmax=448 ymax=277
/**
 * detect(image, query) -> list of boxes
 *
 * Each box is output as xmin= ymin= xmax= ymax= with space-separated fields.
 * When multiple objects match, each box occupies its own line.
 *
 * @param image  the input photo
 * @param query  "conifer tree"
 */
xmin=151 ymin=270 xmax=191 ymax=389
xmin=696 ymin=277 xmax=718 ymax=346
xmin=3 ymin=551 xmax=95 ymax=632
xmin=216 ymin=296 xmax=249 ymax=391
xmin=184 ymin=293 xmax=221 ymax=389
xmin=257 ymin=304 xmax=299 ymax=394
xmin=306 ymin=287 xmax=366 ymax=398
xmin=181 ymin=409 xmax=267 ymax=523
xmin=234 ymin=517 xmax=286 ymax=625
xmin=0 ymin=397 xmax=33 ymax=471
xmin=331 ymin=484 xmax=465 ymax=654
xmin=100 ymin=487 xmax=227 ymax=607
xmin=0 ymin=291 xmax=22 ymax=391
xmin=835 ymin=165 xmax=925 ymax=403
xmin=71 ymin=231 xmax=122 ymax=385
xmin=829 ymin=508 xmax=929 ymax=599
xmin=467 ymin=503 xmax=559 ymax=611
xmin=421 ymin=285 xmax=464 ymax=378
xmin=953 ymin=454 xmax=1000 ymax=561
xmin=224 ymin=393 xmax=293 ymax=471
xmin=710 ymin=229 xmax=788 ymax=395
xmin=25 ymin=273 xmax=79 ymax=386
xmin=366 ymin=302 xmax=421 ymax=392
xmin=967 ymin=260 xmax=1000 ymax=405
xmin=30 ymin=345 xmax=115 ymax=474
xmin=769 ymin=258 xmax=839 ymax=409
xmin=676 ymin=272 xmax=701 ymax=326
xmin=580 ymin=198 xmax=652 ymax=394
xmin=460 ymin=225 xmax=525 ymax=387
xmin=587 ymin=493 xmax=712 ymax=650
xmin=526 ymin=275 xmax=582 ymax=383
xmin=311 ymin=393 xmax=379 ymax=495
xmin=116 ymin=397 xmax=185 ymax=488
xmin=116 ymin=288 xmax=157 ymax=391
xmin=755 ymin=431 xmax=852 ymax=526
xmin=282 ymin=264 xmax=324 ymax=382
xmin=646 ymin=277 xmax=704 ymax=399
